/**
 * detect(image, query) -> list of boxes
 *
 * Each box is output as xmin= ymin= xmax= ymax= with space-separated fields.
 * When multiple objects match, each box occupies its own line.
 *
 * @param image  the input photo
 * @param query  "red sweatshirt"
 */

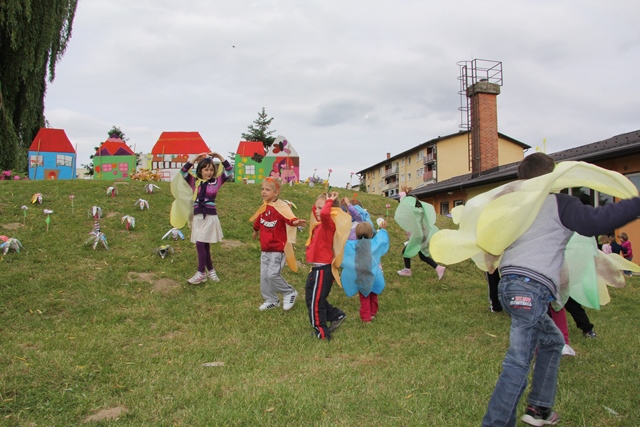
xmin=253 ymin=204 xmax=297 ymax=252
xmin=305 ymin=199 xmax=336 ymax=264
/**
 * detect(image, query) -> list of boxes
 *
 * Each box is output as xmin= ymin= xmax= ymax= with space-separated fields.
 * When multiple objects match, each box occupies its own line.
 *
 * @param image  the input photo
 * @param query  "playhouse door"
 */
xmin=45 ymin=169 xmax=59 ymax=180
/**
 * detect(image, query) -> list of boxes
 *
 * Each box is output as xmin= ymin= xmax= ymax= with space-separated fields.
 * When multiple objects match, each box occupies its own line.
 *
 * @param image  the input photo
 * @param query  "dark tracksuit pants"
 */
xmin=305 ymin=264 xmax=344 ymax=340
xmin=564 ymin=296 xmax=594 ymax=333
xmin=402 ymin=246 xmax=438 ymax=269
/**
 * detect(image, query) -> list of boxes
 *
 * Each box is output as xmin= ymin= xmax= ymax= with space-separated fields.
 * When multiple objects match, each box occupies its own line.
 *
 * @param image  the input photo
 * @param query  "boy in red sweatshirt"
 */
xmin=305 ymin=192 xmax=347 ymax=340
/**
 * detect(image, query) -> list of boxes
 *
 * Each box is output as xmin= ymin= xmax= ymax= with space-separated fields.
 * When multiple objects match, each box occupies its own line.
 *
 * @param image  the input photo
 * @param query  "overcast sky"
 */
xmin=45 ymin=0 xmax=640 ymax=188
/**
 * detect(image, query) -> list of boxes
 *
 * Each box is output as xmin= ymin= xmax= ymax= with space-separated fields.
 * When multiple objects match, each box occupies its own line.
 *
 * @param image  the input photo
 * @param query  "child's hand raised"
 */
xmin=376 ymin=218 xmax=387 ymax=229
xmin=327 ymin=192 xmax=339 ymax=201
xmin=194 ymin=152 xmax=209 ymax=162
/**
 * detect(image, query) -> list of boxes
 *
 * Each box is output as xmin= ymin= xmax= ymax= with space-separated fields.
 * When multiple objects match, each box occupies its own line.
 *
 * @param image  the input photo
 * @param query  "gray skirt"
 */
xmin=191 ymin=213 xmax=224 ymax=243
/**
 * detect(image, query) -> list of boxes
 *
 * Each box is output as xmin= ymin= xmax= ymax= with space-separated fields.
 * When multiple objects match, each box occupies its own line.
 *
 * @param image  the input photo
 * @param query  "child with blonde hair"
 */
xmin=250 ymin=177 xmax=307 ymax=311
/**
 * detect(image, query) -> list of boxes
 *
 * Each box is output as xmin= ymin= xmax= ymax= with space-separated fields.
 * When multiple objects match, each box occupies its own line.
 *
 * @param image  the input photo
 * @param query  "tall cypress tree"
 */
xmin=0 ymin=0 xmax=79 ymax=171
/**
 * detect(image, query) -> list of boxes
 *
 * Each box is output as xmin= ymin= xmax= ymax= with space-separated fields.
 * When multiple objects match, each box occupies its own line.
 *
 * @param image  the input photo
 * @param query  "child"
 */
xmin=305 ymin=192 xmax=351 ymax=340
xmin=480 ymin=153 xmax=640 ymax=426
xmin=395 ymin=194 xmax=445 ymax=280
xmin=179 ymin=152 xmax=232 ymax=284
xmin=340 ymin=220 xmax=389 ymax=323
xmin=619 ymin=231 xmax=634 ymax=276
xmin=600 ymin=235 xmax=612 ymax=254
xmin=250 ymin=177 xmax=307 ymax=311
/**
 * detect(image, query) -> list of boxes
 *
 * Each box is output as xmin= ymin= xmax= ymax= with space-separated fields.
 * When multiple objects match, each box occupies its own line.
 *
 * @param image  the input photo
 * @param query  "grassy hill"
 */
xmin=1 ymin=179 xmax=639 ymax=426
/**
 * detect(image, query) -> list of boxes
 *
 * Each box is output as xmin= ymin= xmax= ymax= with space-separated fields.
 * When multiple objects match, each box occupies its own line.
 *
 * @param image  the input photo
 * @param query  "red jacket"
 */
xmin=305 ymin=199 xmax=336 ymax=264
xmin=253 ymin=204 xmax=296 ymax=252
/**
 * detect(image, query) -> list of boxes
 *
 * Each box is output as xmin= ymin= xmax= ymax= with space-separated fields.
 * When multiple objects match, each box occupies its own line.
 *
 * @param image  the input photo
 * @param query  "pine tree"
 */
xmin=241 ymin=107 xmax=276 ymax=151
xmin=0 ymin=0 xmax=79 ymax=172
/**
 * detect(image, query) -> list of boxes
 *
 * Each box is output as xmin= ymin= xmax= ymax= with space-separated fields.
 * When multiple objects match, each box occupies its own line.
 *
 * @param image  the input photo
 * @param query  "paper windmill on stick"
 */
xmin=69 ymin=195 xmax=75 ymax=214
xmin=121 ymin=215 xmax=135 ymax=230
xmin=21 ymin=205 xmax=28 ymax=225
xmin=106 ymin=186 xmax=118 ymax=198
xmin=0 ymin=236 xmax=24 ymax=255
xmin=162 ymin=227 xmax=185 ymax=240
xmin=86 ymin=222 xmax=108 ymax=250
xmin=31 ymin=193 xmax=43 ymax=204
xmin=154 ymin=245 xmax=175 ymax=259
xmin=134 ymin=199 xmax=149 ymax=210
xmin=145 ymin=184 xmax=160 ymax=194
xmin=90 ymin=206 xmax=103 ymax=219
xmin=44 ymin=209 xmax=53 ymax=232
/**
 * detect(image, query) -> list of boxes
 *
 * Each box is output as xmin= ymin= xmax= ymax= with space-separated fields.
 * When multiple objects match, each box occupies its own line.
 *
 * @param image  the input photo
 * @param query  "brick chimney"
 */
xmin=467 ymin=80 xmax=500 ymax=173
xmin=386 ymin=152 xmax=391 ymax=159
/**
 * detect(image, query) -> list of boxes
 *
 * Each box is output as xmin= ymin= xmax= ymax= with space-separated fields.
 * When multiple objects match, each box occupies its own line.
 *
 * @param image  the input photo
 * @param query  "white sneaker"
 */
xmin=187 ymin=271 xmax=207 ymax=285
xmin=397 ymin=268 xmax=412 ymax=277
xmin=282 ymin=290 xmax=298 ymax=311
xmin=207 ymin=269 xmax=220 ymax=282
xmin=562 ymin=344 xmax=576 ymax=356
xmin=259 ymin=301 xmax=280 ymax=311
xmin=435 ymin=265 xmax=446 ymax=280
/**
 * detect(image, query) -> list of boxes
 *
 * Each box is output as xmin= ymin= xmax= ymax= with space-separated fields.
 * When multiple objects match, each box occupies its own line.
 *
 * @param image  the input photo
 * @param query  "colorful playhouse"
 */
xmin=93 ymin=137 xmax=137 ymax=180
xmin=234 ymin=136 xmax=299 ymax=184
xmin=144 ymin=131 xmax=211 ymax=181
xmin=28 ymin=128 xmax=77 ymax=180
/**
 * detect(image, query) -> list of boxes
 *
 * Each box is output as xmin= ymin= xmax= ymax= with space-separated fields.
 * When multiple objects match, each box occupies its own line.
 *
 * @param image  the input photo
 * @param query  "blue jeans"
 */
xmin=482 ymin=275 xmax=564 ymax=427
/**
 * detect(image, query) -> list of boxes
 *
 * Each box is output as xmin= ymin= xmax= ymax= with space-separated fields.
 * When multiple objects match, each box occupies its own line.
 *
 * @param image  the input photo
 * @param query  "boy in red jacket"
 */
xmin=305 ymin=192 xmax=347 ymax=340
xmin=251 ymin=178 xmax=306 ymax=311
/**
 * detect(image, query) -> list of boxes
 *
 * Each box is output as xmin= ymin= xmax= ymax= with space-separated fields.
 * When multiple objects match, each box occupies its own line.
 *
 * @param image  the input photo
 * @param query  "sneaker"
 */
xmin=521 ymin=405 xmax=560 ymax=426
xmin=328 ymin=314 xmax=346 ymax=332
xmin=259 ymin=301 xmax=280 ymax=311
xmin=562 ymin=344 xmax=576 ymax=356
xmin=583 ymin=330 xmax=597 ymax=338
xmin=282 ymin=290 xmax=298 ymax=311
xmin=187 ymin=271 xmax=207 ymax=285
xmin=207 ymin=269 xmax=220 ymax=282
xmin=397 ymin=268 xmax=412 ymax=277
xmin=435 ymin=265 xmax=446 ymax=280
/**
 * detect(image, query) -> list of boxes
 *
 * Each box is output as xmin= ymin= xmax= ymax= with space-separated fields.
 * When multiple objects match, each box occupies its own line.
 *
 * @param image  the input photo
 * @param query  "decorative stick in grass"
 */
xmin=69 ymin=195 xmax=75 ymax=214
xmin=21 ymin=205 xmax=28 ymax=225
xmin=44 ymin=209 xmax=53 ymax=232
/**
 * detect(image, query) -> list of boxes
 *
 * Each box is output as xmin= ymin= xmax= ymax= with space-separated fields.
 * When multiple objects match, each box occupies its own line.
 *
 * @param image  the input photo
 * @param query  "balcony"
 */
xmin=423 ymin=153 xmax=436 ymax=164
xmin=423 ymin=170 xmax=436 ymax=182
xmin=384 ymin=167 xmax=399 ymax=177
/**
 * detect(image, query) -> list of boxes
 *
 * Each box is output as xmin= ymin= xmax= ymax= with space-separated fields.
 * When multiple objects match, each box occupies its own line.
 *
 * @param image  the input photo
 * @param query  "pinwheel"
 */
xmin=31 ymin=193 xmax=43 ymax=204
xmin=44 ymin=209 xmax=53 ymax=232
xmin=145 ymin=184 xmax=160 ymax=194
xmin=121 ymin=215 xmax=135 ymax=230
xmin=106 ymin=186 xmax=118 ymax=198
xmin=154 ymin=245 xmax=174 ymax=259
xmin=0 ymin=237 xmax=24 ymax=255
xmin=162 ymin=227 xmax=185 ymax=240
xmin=134 ymin=199 xmax=149 ymax=210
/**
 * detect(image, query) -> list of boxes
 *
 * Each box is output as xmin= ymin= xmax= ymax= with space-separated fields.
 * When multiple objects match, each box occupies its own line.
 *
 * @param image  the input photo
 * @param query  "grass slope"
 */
xmin=1 ymin=179 xmax=639 ymax=426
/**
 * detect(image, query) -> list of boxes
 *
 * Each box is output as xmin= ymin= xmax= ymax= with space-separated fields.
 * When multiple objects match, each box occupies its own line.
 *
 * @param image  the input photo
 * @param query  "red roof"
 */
xmin=29 ymin=128 xmax=75 ymax=153
xmin=96 ymin=138 xmax=135 ymax=156
xmin=236 ymin=141 xmax=265 ymax=157
xmin=152 ymin=131 xmax=210 ymax=154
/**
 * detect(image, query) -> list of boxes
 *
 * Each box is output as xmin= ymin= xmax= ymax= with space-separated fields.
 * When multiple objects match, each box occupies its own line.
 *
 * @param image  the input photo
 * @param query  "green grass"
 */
xmin=1 ymin=179 xmax=639 ymax=426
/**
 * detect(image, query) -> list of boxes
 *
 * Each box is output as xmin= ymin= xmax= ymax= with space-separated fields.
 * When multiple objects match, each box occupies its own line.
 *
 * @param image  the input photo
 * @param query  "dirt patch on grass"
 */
xmin=106 ymin=211 xmax=120 ymax=218
xmin=127 ymin=272 xmax=180 ymax=293
xmin=221 ymin=239 xmax=245 ymax=249
xmin=84 ymin=406 xmax=128 ymax=423
xmin=2 ymin=222 xmax=23 ymax=231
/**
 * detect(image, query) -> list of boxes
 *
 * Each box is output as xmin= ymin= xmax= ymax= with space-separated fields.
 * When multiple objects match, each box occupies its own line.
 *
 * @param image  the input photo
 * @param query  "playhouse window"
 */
xmin=56 ymin=154 xmax=73 ymax=167
xmin=29 ymin=155 xmax=43 ymax=167
xmin=246 ymin=165 xmax=256 ymax=175
xmin=119 ymin=163 xmax=129 ymax=172
xmin=102 ymin=164 xmax=113 ymax=172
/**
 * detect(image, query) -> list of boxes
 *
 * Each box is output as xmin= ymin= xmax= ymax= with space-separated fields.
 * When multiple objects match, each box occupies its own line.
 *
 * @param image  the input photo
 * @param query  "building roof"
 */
xmin=236 ymin=141 xmax=265 ymax=157
xmin=96 ymin=138 xmax=135 ymax=156
xmin=411 ymin=129 xmax=640 ymax=198
xmin=356 ymin=130 xmax=530 ymax=174
xmin=152 ymin=131 xmax=210 ymax=154
xmin=28 ymin=128 xmax=75 ymax=153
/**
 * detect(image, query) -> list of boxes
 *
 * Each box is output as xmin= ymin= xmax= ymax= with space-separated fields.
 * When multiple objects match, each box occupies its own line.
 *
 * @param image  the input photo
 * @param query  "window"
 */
xmin=401 ymin=158 xmax=405 ymax=166
xmin=407 ymin=157 xmax=411 ymax=165
xmin=454 ymin=200 xmax=465 ymax=207
xmin=417 ymin=167 xmax=424 ymax=176
xmin=440 ymin=201 xmax=450 ymax=215
xmin=29 ymin=155 xmax=43 ymax=167
xmin=400 ymin=174 xmax=405 ymax=182
xmin=102 ymin=163 xmax=113 ymax=172
xmin=417 ymin=150 xmax=424 ymax=160
xmin=119 ymin=163 xmax=129 ymax=172
xmin=245 ymin=164 xmax=256 ymax=175
xmin=56 ymin=154 xmax=73 ymax=167
xmin=407 ymin=172 xmax=412 ymax=181
xmin=372 ymin=171 xmax=375 ymax=179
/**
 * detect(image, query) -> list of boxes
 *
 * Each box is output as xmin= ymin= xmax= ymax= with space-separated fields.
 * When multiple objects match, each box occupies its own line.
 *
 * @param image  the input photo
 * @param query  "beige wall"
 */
xmin=437 ymin=134 xmax=471 ymax=181
xmin=498 ymin=139 xmax=527 ymax=165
